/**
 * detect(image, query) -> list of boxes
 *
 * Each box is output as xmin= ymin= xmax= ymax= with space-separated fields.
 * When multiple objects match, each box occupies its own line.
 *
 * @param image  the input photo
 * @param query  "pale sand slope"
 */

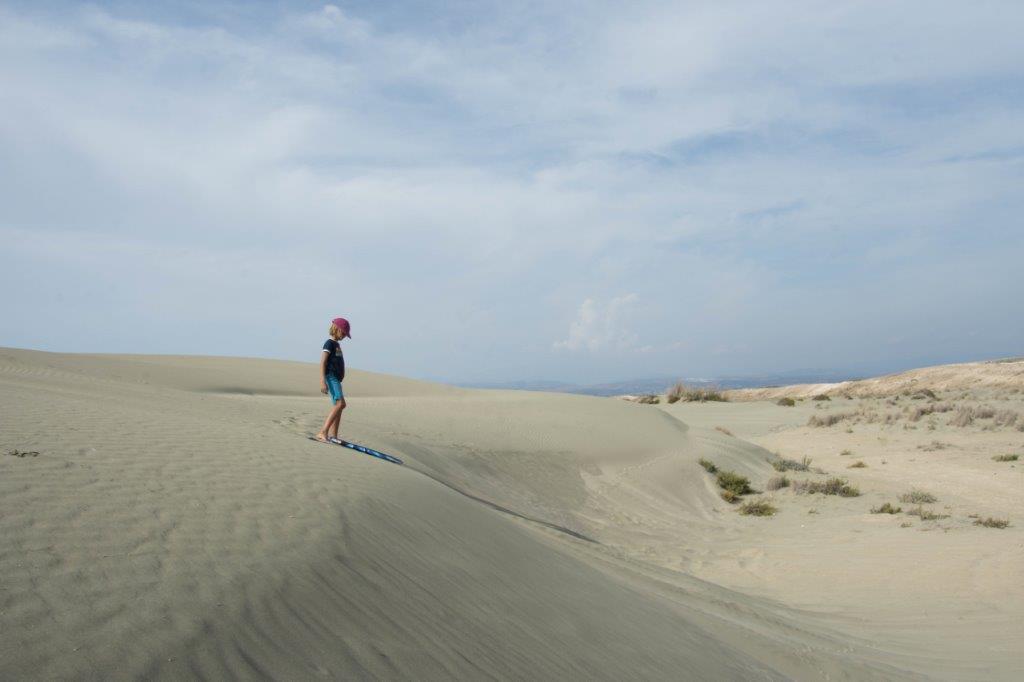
xmin=0 ymin=349 xmax=1018 ymax=680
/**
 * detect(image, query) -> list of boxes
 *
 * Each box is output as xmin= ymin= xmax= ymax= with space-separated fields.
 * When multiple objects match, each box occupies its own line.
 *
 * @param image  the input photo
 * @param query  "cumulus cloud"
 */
xmin=554 ymin=295 xmax=641 ymax=352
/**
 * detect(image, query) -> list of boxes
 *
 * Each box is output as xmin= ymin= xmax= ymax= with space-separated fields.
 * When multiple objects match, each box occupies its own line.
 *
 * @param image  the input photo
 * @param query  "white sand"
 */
xmin=1 ymin=348 xmax=1021 ymax=680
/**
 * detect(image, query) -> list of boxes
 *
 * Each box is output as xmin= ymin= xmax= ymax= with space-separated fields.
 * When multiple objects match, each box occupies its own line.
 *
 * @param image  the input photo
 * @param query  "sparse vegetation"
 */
xmin=808 ymin=412 xmax=855 ymax=427
xmin=918 ymin=441 xmax=949 ymax=451
xmin=5 ymin=449 xmax=39 ymax=458
xmin=738 ymin=499 xmax=777 ymax=516
xmin=812 ymin=394 xmax=831 ymax=401
xmin=716 ymin=470 xmax=752 ymax=496
xmin=667 ymin=382 xmax=728 ymax=403
xmin=792 ymin=477 xmax=860 ymax=497
xmin=840 ymin=449 xmax=853 ymax=456
xmin=973 ymin=517 xmax=1010 ymax=528
xmin=720 ymin=489 xmax=740 ymax=503
xmin=900 ymin=489 xmax=937 ymax=504
xmin=949 ymin=407 xmax=975 ymax=427
xmin=771 ymin=456 xmax=812 ymax=472
xmin=776 ymin=397 xmax=796 ymax=407
xmin=848 ymin=460 xmax=867 ymax=468
xmin=766 ymin=475 xmax=790 ymax=491
xmin=992 ymin=454 xmax=1019 ymax=462
xmin=906 ymin=506 xmax=948 ymax=521
xmin=637 ymin=394 xmax=661 ymax=404
xmin=698 ymin=458 xmax=718 ymax=473
xmin=871 ymin=502 xmax=902 ymax=514
xmin=714 ymin=426 xmax=733 ymax=437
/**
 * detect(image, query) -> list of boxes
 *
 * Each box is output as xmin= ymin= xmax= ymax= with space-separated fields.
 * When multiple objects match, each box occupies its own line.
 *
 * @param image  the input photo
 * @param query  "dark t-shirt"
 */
xmin=322 ymin=339 xmax=345 ymax=381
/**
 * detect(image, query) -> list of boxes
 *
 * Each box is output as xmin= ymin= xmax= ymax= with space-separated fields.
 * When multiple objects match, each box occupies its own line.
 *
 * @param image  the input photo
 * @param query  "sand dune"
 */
xmin=2 ymin=348 xmax=1021 ymax=680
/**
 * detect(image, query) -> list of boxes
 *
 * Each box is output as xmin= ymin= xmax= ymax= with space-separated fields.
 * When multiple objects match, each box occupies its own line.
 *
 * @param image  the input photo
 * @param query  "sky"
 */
xmin=1 ymin=1 xmax=1022 ymax=385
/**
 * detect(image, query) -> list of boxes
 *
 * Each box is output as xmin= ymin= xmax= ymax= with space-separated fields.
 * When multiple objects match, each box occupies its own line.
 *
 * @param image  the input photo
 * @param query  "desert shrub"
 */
xmin=771 ymin=456 xmax=812 ymax=472
xmin=848 ymin=460 xmax=867 ymax=468
xmin=907 ymin=506 xmax=948 ymax=521
xmin=776 ymin=397 xmax=796 ymax=407
xmin=716 ymin=470 xmax=752 ymax=496
xmin=992 ymin=454 xmax=1019 ymax=462
xmin=918 ymin=441 xmax=949 ymax=451
xmin=667 ymin=382 xmax=728 ymax=403
xmin=698 ymin=458 xmax=718 ymax=473
xmin=949 ymin=407 xmax=975 ymax=427
xmin=792 ymin=477 xmax=860 ymax=497
xmin=766 ymin=475 xmax=790 ymax=491
xmin=739 ymin=499 xmax=777 ymax=516
xmin=973 ymin=517 xmax=1010 ymax=528
xmin=912 ymin=388 xmax=938 ymax=400
xmin=638 ymin=394 xmax=661 ymax=404
xmin=871 ymin=502 xmax=902 ymax=514
xmin=812 ymin=394 xmax=831 ymax=401
xmin=807 ymin=412 xmax=854 ymax=427
xmin=993 ymin=410 xmax=1019 ymax=427
xmin=720 ymin=489 xmax=740 ymax=503
xmin=975 ymin=406 xmax=996 ymax=419
xmin=900 ymin=489 xmax=937 ymax=504
xmin=715 ymin=426 xmax=734 ymax=437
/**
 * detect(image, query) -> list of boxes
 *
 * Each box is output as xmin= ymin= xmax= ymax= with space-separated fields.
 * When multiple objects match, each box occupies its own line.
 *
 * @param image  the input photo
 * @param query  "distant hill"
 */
xmin=463 ymin=369 xmax=859 ymax=397
xmin=725 ymin=357 xmax=1024 ymax=401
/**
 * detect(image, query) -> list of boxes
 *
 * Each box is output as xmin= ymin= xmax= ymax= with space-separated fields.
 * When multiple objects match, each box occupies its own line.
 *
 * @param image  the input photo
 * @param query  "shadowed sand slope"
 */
xmin=2 ymin=349 xmax=1017 ymax=680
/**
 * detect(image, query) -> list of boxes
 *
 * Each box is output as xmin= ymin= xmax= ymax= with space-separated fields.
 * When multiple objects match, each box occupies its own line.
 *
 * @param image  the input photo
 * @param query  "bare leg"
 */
xmin=327 ymin=398 xmax=346 ymax=439
xmin=315 ymin=399 xmax=345 ymax=441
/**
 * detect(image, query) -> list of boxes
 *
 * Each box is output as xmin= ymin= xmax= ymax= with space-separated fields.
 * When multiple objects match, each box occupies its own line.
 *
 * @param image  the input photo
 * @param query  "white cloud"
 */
xmin=554 ymin=295 xmax=641 ymax=352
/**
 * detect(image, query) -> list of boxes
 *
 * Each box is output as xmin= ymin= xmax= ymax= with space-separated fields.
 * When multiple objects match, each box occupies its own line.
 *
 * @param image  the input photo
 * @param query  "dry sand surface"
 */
xmin=2 ymin=349 xmax=1021 ymax=680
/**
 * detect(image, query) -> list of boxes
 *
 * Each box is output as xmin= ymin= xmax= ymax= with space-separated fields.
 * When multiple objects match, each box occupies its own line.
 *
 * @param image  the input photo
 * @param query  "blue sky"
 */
xmin=1 ymin=1 xmax=1022 ymax=384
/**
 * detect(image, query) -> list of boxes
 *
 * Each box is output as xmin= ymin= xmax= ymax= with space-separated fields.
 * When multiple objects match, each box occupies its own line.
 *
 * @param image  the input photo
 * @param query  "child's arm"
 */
xmin=319 ymin=349 xmax=329 ymax=393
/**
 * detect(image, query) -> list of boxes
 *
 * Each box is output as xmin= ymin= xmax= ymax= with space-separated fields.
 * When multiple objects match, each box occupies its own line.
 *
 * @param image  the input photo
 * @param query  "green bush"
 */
xmin=776 ymin=397 xmax=796 ymax=407
xmin=716 ymin=470 xmax=752 ymax=496
xmin=698 ymin=458 xmax=718 ymax=473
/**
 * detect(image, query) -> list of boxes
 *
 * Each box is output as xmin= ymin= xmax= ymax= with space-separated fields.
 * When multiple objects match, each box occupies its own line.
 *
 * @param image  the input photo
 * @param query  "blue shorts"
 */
xmin=325 ymin=375 xmax=344 ymax=404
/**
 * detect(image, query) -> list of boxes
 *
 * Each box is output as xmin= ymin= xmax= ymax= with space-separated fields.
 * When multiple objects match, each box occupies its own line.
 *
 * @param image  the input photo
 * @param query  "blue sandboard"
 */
xmin=309 ymin=437 xmax=404 ymax=465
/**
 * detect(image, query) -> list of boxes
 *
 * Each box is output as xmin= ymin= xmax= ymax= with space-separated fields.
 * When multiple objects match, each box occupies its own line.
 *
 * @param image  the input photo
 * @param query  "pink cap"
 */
xmin=331 ymin=317 xmax=352 ymax=338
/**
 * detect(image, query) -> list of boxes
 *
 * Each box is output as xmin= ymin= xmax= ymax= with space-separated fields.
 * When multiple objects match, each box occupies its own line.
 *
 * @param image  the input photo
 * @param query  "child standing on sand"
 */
xmin=315 ymin=317 xmax=351 ymax=443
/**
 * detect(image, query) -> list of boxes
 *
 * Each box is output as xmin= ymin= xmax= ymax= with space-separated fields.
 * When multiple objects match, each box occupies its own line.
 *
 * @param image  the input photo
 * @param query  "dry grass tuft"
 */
xmin=870 ymin=502 xmax=902 ymax=514
xmin=900 ymin=489 xmax=937 ymax=504
xmin=738 ymin=499 xmax=777 ymax=516
xmin=720 ymin=489 xmax=740 ymax=503
xmin=992 ymin=454 xmax=1019 ymax=462
xmin=766 ymin=475 xmax=790 ymax=491
xmin=792 ymin=477 xmax=860 ymax=497
xmin=637 ymin=394 xmax=660 ymax=404
xmin=714 ymin=426 xmax=734 ymax=437
xmin=776 ymin=397 xmax=796 ymax=407
xmin=770 ymin=456 xmax=812 ymax=472
xmin=973 ymin=517 xmax=1010 ymax=528
xmin=807 ymin=412 xmax=854 ymax=427
xmin=812 ymin=394 xmax=831 ymax=401
xmin=848 ymin=460 xmax=867 ymax=468
xmin=667 ymin=382 xmax=728 ymax=403
xmin=906 ymin=505 xmax=949 ymax=521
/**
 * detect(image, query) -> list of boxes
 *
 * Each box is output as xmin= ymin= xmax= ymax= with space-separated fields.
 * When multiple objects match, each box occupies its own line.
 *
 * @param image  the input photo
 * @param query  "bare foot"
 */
xmin=314 ymin=433 xmax=329 ymax=443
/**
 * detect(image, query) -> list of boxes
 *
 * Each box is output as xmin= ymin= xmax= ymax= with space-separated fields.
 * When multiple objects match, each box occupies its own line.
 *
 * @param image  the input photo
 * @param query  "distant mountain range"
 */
xmin=461 ymin=369 xmax=861 ymax=397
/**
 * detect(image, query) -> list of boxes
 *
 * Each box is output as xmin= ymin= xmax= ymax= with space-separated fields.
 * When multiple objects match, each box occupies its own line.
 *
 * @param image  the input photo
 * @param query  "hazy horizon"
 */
xmin=2 ymin=1 xmax=1022 ymax=384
